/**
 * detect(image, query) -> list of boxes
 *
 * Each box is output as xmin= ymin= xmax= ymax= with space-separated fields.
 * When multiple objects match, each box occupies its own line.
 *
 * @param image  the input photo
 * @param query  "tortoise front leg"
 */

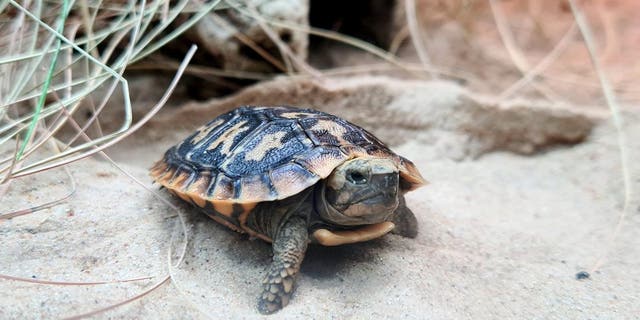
xmin=391 ymin=195 xmax=418 ymax=238
xmin=258 ymin=216 xmax=308 ymax=314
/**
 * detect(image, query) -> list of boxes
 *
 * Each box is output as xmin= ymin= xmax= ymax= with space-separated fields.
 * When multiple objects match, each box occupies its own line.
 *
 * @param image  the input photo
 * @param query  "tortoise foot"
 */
xmin=257 ymin=270 xmax=296 ymax=314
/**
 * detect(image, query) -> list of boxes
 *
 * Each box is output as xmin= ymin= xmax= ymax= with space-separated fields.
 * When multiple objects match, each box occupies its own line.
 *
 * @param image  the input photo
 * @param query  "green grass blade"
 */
xmin=16 ymin=0 xmax=71 ymax=161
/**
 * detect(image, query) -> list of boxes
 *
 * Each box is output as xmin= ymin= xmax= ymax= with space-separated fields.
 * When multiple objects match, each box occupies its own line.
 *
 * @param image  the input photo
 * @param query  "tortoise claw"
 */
xmin=257 ymin=299 xmax=280 ymax=315
xmin=257 ymin=292 xmax=288 ymax=315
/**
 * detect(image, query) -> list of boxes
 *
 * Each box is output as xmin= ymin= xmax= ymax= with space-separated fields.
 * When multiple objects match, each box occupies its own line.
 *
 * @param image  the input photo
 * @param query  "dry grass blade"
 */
xmin=166 ymin=232 xmax=213 ymax=319
xmin=488 ymin=0 xmax=562 ymax=101
xmin=2 ymin=0 xmax=135 ymax=181
xmin=61 ymin=276 xmax=171 ymax=320
xmin=1 ymin=2 xmax=204 ymax=314
xmin=0 ymin=164 xmax=75 ymax=220
xmin=567 ymin=0 xmax=633 ymax=274
xmin=44 ymin=76 xmax=193 ymax=320
xmin=131 ymin=0 xmax=222 ymax=62
xmin=498 ymin=23 xmax=577 ymax=101
xmin=6 ymin=0 xmax=130 ymax=86
xmin=1 ymin=127 xmax=76 ymax=216
xmin=203 ymin=11 xmax=289 ymax=73
xmin=92 ymin=151 xmax=193 ymax=317
xmin=1 ymin=0 xmax=223 ymax=183
xmin=242 ymin=2 xmax=320 ymax=77
xmin=389 ymin=25 xmax=410 ymax=55
xmin=9 ymin=44 xmax=197 ymax=179
xmin=489 ymin=0 xmax=530 ymax=71
xmin=300 ymin=62 xmax=476 ymax=84
xmin=224 ymin=0 xmax=426 ymax=79
xmin=0 ymin=135 xmax=21 ymax=187
xmin=6 ymin=44 xmax=196 ymax=319
xmin=129 ymin=60 xmax=273 ymax=81
xmin=405 ymin=0 xmax=436 ymax=78
xmin=0 ymin=274 xmax=153 ymax=286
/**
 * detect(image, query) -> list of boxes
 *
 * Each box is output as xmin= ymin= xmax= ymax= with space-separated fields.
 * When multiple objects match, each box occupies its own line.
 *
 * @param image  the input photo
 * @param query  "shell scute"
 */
xmin=269 ymin=162 xmax=317 ymax=198
xmin=220 ymin=121 xmax=313 ymax=177
xmin=180 ymin=108 xmax=263 ymax=170
xmin=293 ymin=146 xmax=348 ymax=178
xmin=240 ymin=174 xmax=277 ymax=201
xmin=209 ymin=173 xmax=236 ymax=200
xmin=299 ymin=117 xmax=348 ymax=147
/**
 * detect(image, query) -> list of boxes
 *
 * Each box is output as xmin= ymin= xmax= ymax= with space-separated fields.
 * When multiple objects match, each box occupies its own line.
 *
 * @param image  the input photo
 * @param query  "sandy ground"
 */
xmin=1 ymin=79 xmax=639 ymax=319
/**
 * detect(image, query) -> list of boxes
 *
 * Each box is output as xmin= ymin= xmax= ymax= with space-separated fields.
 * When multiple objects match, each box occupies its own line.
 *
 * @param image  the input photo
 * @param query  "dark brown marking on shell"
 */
xmin=168 ymin=169 xmax=193 ymax=190
xmin=155 ymin=165 xmax=175 ymax=183
xmin=162 ymin=169 xmax=179 ymax=189
xmin=348 ymin=123 xmax=390 ymax=149
xmin=299 ymin=117 xmax=344 ymax=146
xmin=186 ymin=172 xmax=212 ymax=197
xmin=209 ymin=202 xmax=247 ymax=220
xmin=189 ymin=118 xmax=225 ymax=145
xmin=232 ymin=178 xmax=242 ymax=199
xmin=190 ymin=193 xmax=207 ymax=208
xmin=203 ymin=200 xmax=260 ymax=232
xmin=201 ymin=200 xmax=243 ymax=232
xmin=149 ymin=161 xmax=169 ymax=178
xmin=209 ymin=173 xmax=235 ymax=200
xmin=276 ymin=111 xmax=312 ymax=119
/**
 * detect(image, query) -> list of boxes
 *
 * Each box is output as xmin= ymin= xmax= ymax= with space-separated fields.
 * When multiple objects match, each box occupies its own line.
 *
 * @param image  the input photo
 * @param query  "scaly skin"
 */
xmin=391 ymin=195 xmax=419 ymax=238
xmin=258 ymin=216 xmax=308 ymax=314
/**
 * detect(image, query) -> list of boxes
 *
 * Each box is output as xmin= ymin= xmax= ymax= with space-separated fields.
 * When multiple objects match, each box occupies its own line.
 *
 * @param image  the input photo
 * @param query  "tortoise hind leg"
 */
xmin=258 ymin=216 xmax=308 ymax=314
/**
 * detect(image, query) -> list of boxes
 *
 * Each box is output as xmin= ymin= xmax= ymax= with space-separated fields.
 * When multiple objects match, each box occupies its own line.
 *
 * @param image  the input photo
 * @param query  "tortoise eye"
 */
xmin=347 ymin=171 xmax=367 ymax=184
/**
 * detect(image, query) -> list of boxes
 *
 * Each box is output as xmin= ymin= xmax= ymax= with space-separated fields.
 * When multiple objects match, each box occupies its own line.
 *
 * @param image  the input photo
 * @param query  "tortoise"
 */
xmin=150 ymin=106 xmax=426 ymax=314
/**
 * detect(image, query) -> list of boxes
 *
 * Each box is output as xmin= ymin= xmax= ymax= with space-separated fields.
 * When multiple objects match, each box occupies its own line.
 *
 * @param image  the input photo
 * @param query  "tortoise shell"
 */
xmin=150 ymin=106 xmax=425 ymax=236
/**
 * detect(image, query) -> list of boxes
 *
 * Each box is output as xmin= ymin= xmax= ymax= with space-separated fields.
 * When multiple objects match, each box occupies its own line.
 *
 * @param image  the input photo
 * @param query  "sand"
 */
xmin=1 ymin=78 xmax=638 ymax=319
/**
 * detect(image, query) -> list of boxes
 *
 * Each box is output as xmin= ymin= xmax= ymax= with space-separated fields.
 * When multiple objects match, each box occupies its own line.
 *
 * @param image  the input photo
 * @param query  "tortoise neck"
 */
xmin=310 ymin=183 xmax=333 ymax=231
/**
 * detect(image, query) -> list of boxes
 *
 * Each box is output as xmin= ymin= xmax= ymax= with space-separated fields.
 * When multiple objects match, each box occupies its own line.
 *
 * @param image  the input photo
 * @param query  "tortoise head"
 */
xmin=320 ymin=157 xmax=399 ymax=226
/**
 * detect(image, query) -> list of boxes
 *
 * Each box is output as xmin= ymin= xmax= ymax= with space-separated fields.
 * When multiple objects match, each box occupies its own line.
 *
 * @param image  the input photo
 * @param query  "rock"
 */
xmin=190 ymin=0 xmax=309 ymax=73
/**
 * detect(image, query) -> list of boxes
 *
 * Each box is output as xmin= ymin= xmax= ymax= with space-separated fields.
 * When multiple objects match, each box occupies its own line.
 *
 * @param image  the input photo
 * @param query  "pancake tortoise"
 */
xmin=150 ymin=106 xmax=426 ymax=314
